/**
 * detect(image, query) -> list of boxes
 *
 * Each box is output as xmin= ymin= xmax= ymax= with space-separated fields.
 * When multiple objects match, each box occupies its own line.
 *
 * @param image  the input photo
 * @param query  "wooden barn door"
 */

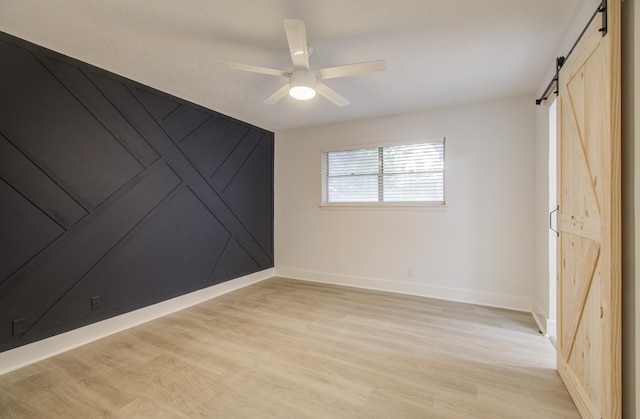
xmin=555 ymin=1 xmax=621 ymax=418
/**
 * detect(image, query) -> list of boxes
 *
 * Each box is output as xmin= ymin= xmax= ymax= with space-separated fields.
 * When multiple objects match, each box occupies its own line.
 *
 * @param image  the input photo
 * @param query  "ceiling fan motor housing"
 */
xmin=289 ymin=69 xmax=317 ymax=100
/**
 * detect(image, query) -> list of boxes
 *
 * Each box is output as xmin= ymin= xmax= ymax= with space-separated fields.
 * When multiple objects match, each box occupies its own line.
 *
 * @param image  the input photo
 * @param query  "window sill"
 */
xmin=319 ymin=203 xmax=448 ymax=211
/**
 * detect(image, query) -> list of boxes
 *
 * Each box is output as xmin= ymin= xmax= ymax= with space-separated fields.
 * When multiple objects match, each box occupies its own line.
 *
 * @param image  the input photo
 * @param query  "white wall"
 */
xmin=534 ymin=102 xmax=553 ymax=334
xmin=275 ymin=95 xmax=536 ymax=311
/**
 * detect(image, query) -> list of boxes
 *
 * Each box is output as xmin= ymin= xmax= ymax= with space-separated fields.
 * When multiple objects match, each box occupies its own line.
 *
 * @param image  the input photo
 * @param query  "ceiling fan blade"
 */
xmin=283 ymin=19 xmax=310 ymax=70
xmin=217 ymin=60 xmax=289 ymax=78
xmin=315 ymin=83 xmax=350 ymax=107
xmin=316 ymin=60 xmax=387 ymax=80
xmin=264 ymin=83 xmax=290 ymax=104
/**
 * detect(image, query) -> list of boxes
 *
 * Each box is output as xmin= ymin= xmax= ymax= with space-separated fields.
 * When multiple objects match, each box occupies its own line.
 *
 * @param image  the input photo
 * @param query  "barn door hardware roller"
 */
xmin=598 ymin=0 xmax=607 ymax=36
xmin=535 ymin=0 xmax=607 ymax=105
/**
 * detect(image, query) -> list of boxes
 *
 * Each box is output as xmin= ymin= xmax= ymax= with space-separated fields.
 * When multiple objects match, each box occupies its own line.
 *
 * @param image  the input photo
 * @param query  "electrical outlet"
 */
xmin=407 ymin=267 xmax=414 ymax=277
xmin=12 ymin=318 xmax=26 ymax=336
xmin=91 ymin=295 xmax=102 ymax=311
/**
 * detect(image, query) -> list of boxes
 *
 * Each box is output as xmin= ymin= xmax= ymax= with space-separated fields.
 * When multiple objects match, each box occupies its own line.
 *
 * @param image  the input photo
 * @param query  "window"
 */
xmin=322 ymin=138 xmax=445 ymax=205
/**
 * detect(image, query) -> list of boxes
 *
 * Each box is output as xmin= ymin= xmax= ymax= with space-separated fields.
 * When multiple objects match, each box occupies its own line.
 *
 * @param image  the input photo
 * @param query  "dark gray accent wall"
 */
xmin=0 ymin=32 xmax=274 ymax=352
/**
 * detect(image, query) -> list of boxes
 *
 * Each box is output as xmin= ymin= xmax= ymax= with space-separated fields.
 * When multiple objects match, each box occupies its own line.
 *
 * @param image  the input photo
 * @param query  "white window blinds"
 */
xmin=323 ymin=139 xmax=445 ymax=204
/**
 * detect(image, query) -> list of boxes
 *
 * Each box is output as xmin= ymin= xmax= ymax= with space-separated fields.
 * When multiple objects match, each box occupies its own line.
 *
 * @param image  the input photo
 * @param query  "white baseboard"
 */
xmin=0 ymin=268 xmax=274 ymax=376
xmin=532 ymin=302 xmax=556 ymax=338
xmin=532 ymin=311 xmax=547 ymax=335
xmin=275 ymin=267 xmax=533 ymax=312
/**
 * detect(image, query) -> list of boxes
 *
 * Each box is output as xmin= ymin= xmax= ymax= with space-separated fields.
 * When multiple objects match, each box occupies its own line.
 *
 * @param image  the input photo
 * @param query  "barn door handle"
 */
xmin=549 ymin=206 xmax=559 ymax=237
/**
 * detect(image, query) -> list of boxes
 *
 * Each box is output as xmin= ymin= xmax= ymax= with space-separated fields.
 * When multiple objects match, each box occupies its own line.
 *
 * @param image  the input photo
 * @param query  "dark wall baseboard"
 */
xmin=0 ymin=32 xmax=274 ymax=352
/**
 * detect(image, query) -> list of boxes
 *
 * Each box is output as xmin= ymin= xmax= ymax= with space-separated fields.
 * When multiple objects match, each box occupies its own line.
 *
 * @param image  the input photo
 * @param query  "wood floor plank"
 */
xmin=0 ymin=277 xmax=579 ymax=418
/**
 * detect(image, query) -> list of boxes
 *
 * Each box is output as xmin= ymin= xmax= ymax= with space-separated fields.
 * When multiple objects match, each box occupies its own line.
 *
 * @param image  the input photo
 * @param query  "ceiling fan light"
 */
xmin=289 ymin=85 xmax=316 ymax=100
xmin=289 ymin=69 xmax=317 ymax=101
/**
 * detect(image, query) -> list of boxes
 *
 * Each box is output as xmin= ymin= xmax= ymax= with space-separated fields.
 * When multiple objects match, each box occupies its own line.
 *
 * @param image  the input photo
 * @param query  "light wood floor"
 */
xmin=0 ymin=277 xmax=579 ymax=418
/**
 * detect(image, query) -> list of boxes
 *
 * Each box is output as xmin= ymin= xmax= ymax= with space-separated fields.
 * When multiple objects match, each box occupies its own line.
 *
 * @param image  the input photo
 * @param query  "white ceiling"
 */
xmin=0 ymin=0 xmax=584 ymax=131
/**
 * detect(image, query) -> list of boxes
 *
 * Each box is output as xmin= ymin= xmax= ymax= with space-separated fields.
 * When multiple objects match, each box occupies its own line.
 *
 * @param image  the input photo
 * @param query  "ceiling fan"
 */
xmin=217 ymin=19 xmax=386 ymax=107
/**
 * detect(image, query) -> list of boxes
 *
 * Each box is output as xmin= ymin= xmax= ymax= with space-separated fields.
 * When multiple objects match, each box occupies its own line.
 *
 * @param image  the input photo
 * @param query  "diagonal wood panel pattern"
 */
xmin=560 ymin=235 xmax=600 ymax=362
xmin=559 ymin=56 xmax=608 ymax=419
xmin=0 ymin=32 xmax=274 ymax=352
xmin=556 ymin=2 xmax=621 ymax=417
xmin=560 ymin=64 xmax=603 ymax=367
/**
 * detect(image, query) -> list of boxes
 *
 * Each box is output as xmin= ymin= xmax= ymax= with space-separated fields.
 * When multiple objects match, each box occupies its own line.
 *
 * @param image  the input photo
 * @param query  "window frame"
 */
xmin=320 ymin=137 xmax=446 ymax=209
